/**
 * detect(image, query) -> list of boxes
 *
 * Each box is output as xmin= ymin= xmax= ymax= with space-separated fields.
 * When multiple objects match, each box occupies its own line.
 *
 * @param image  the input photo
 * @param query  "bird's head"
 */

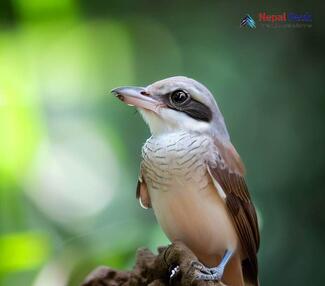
xmin=112 ymin=76 xmax=230 ymax=140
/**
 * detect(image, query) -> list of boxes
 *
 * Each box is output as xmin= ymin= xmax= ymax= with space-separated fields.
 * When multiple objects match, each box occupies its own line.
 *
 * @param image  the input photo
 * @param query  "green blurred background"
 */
xmin=0 ymin=1 xmax=324 ymax=285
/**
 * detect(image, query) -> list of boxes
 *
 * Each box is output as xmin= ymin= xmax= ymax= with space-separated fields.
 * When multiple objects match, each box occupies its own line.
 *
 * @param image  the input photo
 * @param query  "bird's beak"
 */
xmin=111 ymin=86 xmax=161 ymax=113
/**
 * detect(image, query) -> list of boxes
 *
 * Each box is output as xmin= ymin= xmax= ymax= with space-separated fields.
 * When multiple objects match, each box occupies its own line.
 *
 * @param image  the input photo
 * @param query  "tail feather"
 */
xmin=242 ymin=258 xmax=259 ymax=286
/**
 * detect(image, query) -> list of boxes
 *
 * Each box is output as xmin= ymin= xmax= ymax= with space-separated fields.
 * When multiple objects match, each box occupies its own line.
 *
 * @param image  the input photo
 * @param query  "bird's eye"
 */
xmin=170 ymin=90 xmax=190 ymax=106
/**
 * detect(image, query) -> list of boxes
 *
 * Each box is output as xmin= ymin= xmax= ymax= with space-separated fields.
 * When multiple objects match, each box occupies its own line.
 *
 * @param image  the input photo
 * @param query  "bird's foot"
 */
xmin=191 ymin=261 xmax=212 ymax=275
xmin=191 ymin=249 xmax=233 ymax=281
xmin=195 ymin=271 xmax=223 ymax=281
xmin=191 ymin=261 xmax=223 ymax=281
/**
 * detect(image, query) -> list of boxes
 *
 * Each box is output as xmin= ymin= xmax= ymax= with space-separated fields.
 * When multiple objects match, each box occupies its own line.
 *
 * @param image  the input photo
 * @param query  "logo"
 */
xmin=259 ymin=12 xmax=287 ymax=22
xmin=259 ymin=12 xmax=312 ymax=23
xmin=240 ymin=14 xmax=256 ymax=28
xmin=240 ymin=12 xmax=312 ymax=29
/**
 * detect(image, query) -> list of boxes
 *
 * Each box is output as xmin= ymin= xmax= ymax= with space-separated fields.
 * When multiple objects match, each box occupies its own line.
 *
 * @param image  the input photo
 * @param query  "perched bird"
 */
xmin=112 ymin=76 xmax=260 ymax=286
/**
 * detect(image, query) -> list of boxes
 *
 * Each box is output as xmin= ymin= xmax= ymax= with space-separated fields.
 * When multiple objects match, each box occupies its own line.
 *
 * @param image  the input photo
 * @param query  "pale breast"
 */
xmin=141 ymin=131 xmax=213 ymax=192
xmin=141 ymin=131 xmax=238 ymax=260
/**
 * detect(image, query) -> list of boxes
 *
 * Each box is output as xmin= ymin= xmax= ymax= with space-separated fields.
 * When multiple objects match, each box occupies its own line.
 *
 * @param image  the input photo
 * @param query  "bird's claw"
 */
xmin=195 ymin=272 xmax=222 ymax=281
xmin=191 ymin=261 xmax=211 ymax=274
xmin=191 ymin=260 xmax=224 ymax=281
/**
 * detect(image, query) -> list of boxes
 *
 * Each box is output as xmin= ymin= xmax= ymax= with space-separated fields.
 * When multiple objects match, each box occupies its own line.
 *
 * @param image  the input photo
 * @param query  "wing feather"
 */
xmin=208 ymin=139 xmax=260 ymax=285
xmin=136 ymin=175 xmax=151 ymax=209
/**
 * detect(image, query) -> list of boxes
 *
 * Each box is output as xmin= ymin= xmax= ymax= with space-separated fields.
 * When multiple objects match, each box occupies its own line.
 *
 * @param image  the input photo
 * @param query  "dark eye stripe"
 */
xmin=158 ymin=91 xmax=212 ymax=122
xmin=178 ymin=99 xmax=212 ymax=122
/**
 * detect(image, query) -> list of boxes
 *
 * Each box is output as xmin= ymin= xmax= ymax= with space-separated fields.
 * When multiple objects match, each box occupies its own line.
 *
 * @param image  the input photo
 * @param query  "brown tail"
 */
xmin=242 ymin=258 xmax=259 ymax=286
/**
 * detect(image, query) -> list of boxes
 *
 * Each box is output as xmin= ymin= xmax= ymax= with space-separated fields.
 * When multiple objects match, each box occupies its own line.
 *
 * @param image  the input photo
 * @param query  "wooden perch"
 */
xmin=81 ymin=241 xmax=223 ymax=286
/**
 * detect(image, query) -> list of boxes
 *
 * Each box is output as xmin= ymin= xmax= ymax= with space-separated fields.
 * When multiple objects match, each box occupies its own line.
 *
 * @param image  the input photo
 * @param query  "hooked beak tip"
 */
xmin=111 ymin=87 xmax=122 ymax=96
xmin=111 ymin=87 xmax=120 ymax=94
xmin=110 ymin=88 xmax=124 ymax=101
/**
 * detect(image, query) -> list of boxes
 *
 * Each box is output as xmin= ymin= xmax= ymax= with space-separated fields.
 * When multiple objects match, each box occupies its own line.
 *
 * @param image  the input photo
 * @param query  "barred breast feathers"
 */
xmin=141 ymin=131 xmax=217 ymax=191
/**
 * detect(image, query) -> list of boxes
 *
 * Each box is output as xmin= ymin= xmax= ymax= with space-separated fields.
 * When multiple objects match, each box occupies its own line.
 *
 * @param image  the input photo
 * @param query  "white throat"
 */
xmin=139 ymin=108 xmax=211 ymax=136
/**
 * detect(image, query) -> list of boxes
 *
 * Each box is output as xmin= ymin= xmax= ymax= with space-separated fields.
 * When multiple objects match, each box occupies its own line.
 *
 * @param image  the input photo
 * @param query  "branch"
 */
xmin=81 ymin=241 xmax=223 ymax=286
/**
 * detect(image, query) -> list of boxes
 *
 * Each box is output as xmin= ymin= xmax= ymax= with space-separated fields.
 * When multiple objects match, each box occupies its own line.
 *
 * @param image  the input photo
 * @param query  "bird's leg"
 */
xmin=192 ymin=250 xmax=233 ymax=281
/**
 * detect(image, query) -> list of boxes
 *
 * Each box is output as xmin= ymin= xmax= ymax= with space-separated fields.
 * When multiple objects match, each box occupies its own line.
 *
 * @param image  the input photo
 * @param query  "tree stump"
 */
xmin=81 ymin=241 xmax=223 ymax=286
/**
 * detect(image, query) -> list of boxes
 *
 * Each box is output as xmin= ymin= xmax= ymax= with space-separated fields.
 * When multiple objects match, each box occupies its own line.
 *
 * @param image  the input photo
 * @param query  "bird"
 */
xmin=111 ymin=76 xmax=260 ymax=286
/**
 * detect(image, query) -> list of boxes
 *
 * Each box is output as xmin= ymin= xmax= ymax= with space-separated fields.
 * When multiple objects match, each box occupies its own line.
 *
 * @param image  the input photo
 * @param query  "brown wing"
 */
xmin=208 ymin=139 xmax=260 ymax=286
xmin=136 ymin=176 xmax=151 ymax=209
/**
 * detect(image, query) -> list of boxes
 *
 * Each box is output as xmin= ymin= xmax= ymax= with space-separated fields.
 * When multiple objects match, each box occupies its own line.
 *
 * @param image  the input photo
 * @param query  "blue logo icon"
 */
xmin=240 ymin=14 xmax=256 ymax=28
